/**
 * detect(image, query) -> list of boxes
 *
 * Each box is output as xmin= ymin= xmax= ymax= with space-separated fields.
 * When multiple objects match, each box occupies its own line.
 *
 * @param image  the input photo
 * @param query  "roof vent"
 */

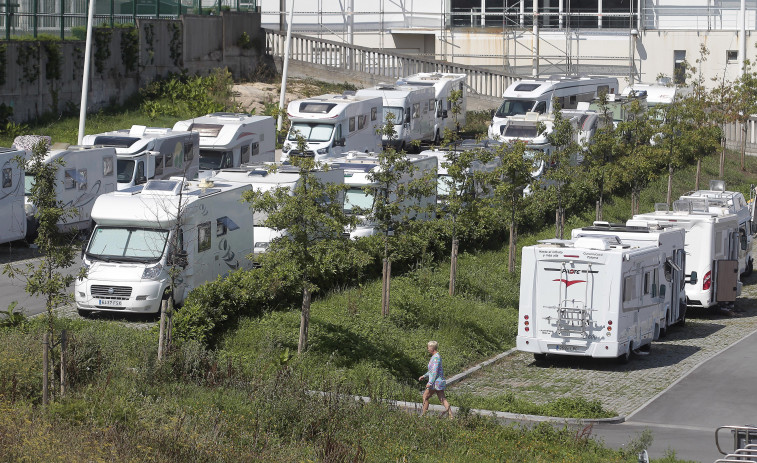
xmin=709 ymin=179 xmax=726 ymax=192
xmin=672 ymin=199 xmax=692 ymax=214
xmin=655 ymin=202 xmax=669 ymax=212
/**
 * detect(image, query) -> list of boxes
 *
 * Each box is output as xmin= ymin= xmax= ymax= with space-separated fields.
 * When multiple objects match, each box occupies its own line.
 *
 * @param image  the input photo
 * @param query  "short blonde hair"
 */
xmin=427 ymin=341 xmax=438 ymax=351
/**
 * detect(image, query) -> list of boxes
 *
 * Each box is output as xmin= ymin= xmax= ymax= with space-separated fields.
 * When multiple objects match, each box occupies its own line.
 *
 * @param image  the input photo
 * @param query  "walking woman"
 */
xmin=418 ymin=340 xmax=453 ymax=418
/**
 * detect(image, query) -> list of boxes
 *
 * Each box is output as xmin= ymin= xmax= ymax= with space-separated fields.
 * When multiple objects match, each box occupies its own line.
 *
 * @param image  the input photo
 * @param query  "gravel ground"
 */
xmin=450 ymin=276 xmax=757 ymax=417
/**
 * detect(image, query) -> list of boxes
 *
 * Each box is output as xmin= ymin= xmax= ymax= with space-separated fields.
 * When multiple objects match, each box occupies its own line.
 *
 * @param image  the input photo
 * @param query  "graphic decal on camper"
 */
xmin=553 ymin=278 xmax=586 ymax=287
xmin=219 ymin=239 xmax=239 ymax=269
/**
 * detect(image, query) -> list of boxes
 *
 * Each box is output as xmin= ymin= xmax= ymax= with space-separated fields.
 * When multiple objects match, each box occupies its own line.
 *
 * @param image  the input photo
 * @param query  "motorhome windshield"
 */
xmin=344 ymin=187 xmax=374 ymax=214
xmin=199 ymin=150 xmax=232 ymax=170
xmin=87 ymin=227 xmax=169 ymax=262
xmin=288 ymin=123 xmax=334 ymax=143
xmin=384 ymin=107 xmax=404 ymax=124
xmin=495 ymin=99 xmax=540 ymax=118
xmin=503 ymin=123 xmax=539 ymax=138
xmin=92 ymin=136 xmax=141 ymax=148
xmin=117 ymin=159 xmax=135 ymax=183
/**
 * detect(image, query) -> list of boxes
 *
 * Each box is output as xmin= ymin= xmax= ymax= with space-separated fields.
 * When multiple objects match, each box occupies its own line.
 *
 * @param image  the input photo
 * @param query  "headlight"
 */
xmin=316 ymin=147 xmax=328 ymax=154
xmin=141 ymin=263 xmax=163 ymax=280
xmin=283 ymin=144 xmax=291 ymax=153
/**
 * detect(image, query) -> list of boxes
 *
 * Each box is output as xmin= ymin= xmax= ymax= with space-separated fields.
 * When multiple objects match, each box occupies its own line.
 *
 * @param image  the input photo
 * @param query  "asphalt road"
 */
xmin=0 ymin=242 xmax=82 ymax=317
xmin=589 ymin=329 xmax=757 ymax=462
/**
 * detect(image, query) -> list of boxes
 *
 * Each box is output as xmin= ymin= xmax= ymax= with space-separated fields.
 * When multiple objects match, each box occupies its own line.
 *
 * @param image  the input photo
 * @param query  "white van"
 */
xmin=356 ymin=84 xmax=437 ymax=150
xmin=327 ymin=152 xmax=437 ymax=239
xmin=23 ymin=144 xmax=117 ymax=234
xmin=75 ymin=178 xmax=255 ymax=315
xmin=211 ymin=164 xmax=345 ymax=255
xmin=173 ymin=113 xmax=275 ymax=177
xmin=680 ymin=180 xmax=753 ymax=276
xmin=634 ymin=200 xmax=742 ymax=309
xmin=398 ymin=72 xmax=468 ymax=138
xmin=517 ymin=220 xmax=687 ymax=362
xmin=282 ymin=93 xmax=383 ymax=162
xmin=82 ymin=125 xmax=200 ymax=189
xmin=489 ymin=76 xmax=618 ymax=139
xmin=0 ymin=147 xmax=28 ymax=244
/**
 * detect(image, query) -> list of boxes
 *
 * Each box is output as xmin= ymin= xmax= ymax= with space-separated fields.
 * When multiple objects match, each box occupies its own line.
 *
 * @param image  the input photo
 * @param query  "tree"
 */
xmin=243 ymin=137 xmax=356 ymax=353
xmin=583 ymin=92 xmax=623 ymax=220
xmin=3 ymin=137 xmax=85 ymax=404
xmin=729 ymin=59 xmax=757 ymax=172
xmin=615 ymin=100 xmax=660 ymax=215
xmin=543 ymin=102 xmax=581 ymax=239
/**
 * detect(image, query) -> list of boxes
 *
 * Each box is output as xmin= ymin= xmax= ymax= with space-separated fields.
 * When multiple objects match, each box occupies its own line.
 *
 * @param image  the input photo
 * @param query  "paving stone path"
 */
xmin=450 ymin=278 xmax=757 ymax=417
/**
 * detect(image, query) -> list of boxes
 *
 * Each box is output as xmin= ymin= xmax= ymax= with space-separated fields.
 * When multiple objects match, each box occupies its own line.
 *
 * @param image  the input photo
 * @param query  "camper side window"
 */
xmin=358 ymin=115 xmax=367 ymax=130
xmin=78 ymin=169 xmax=87 ymax=190
xmin=412 ymin=103 xmax=420 ymax=119
xmin=349 ymin=117 xmax=356 ymax=132
xmin=154 ymin=154 xmax=164 ymax=176
xmin=184 ymin=142 xmax=195 ymax=161
xmin=429 ymin=99 xmax=434 ymax=114
xmin=252 ymin=142 xmax=259 ymax=157
xmin=103 ymin=157 xmax=114 ymax=177
xmin=643 ymin=272 xmax=651 ymax=296
xmin=198 ymin=222 xmax=211 ymax=253
xmin=2 ymin=168 xmax=11 ymax=188
xmin=217 ymin=218 xmax=227 ymax=237
xmin=65 ymin=169 xmax=76 ymax=189
xmin=623 ymin=275 xmax=636 ymax=303
xmin=165 ymin=151 xmax=174 ymax=168
xmin=241 ymin=145 xmax=250 ymax=164
xmin=652 ymin=268 xmax=659 ymax=298
xmin=371 ymin=107 xmax=378 ymax=121
xmin=423 ymin=100 xmax=429 ymax=113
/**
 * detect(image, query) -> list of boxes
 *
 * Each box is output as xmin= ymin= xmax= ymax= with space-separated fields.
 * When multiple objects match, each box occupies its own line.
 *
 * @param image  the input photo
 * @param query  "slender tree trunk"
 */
xmin=157 ymin=299 xmax=167 ymax=361
xmin=742 ymin=121 xmax=747 ymax=172
xmin=695 ymin=159 xmax=701 ymax=190
xmin=667 ymin=164 xmax=674 ymax=206
xmin=60 ymin=330 xmax=67 ymax=397
xmin=720 ymin=132 xmax=726 ymax=178
xmin=381 ymin=258 xmax=392 ymax=317
xmin=449 ymin=238 xmax=459 ymax=296
xmin=508 ymin=225 xmax=517 ymax=273
xmin=167 ymin=297 xmax=174 ymax=351
xmin=298 ymin=285 xmax=311 ymax=354
xmin=42 ymin=332 xmax=49 ymax=405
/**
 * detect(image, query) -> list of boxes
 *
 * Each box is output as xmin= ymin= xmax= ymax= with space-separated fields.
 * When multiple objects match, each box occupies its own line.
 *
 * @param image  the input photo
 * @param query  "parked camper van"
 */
xmin=211 ymin=164 xmax=345 ymax=255
xmin=82 ymin=125 xmax=200 ymax=189
xmin=490 ymin=76 xmax=618 ymax=138
xmin=0 ymin=147 xmax=27 ymax=244
xmin=621 ymin=78 xmax=689 ymax=107
xmin=75 ymin=178 xmax=255 ymax=315
xmin=356 ymin=84 xmax=436 ymax=150
xmin=634 ymin=200 xmax=743 ymax=309
xmin=398 ymin=72 xmax=468 ymax=137
xmin=173 ymin=113 xmax=275 ymax=177
xmin=517 ymin=220 xmax=687 ymax=362
xmin=282 ymin=93 xmax=383 ymax=162
xmin=327 ymin=152 xmax=437 ymax=239
xmin=680 ymin=180 xmax=753 ymax=276
xmin=24 ymin=145 xmax=117 ymax=233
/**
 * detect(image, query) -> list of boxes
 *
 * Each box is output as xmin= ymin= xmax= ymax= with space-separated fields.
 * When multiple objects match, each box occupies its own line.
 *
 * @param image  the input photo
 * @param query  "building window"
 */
xmin=727 ymin=50 xmax=738 ymax=63
xmin=674 ymin=50 xmax=686 ymax=85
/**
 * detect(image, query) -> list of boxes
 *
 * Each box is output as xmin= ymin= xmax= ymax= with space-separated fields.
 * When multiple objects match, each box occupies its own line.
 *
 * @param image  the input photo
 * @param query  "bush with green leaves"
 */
xmin=139 ymin=68 xmax=238 ymax=119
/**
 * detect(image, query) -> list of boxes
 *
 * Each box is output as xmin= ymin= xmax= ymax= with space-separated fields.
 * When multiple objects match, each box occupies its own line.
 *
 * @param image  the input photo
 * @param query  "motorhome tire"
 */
xmin=25 ymin=216 xmax=39 ymax=242
xmin=617 ymin=343 xmax=632 ymax=364
xmin=659 ymin=318 xmax=668 ymax=338
xmin=639 ymin=342 xmax=651 ymax=353
xmin=533 ymin=353 xmax=548 ymax=363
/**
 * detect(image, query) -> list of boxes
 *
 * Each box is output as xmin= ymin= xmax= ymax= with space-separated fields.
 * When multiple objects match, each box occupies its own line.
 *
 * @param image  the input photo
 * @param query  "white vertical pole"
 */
xmin=277 ymin=0 xmax=295 ymax=132
xmin=559 ymin=0 xmax=563 ymax=29
xmin=598 ymin=0 xmax=602 ymax=29
xmin=481 ymin=0 xmax=485 ymax=27
xmin=77 ymin=0 xmax=96 ymax=145
xmin=532 ymin=0 xmax=539 ymax=77
xmin=739 ymin=0 xmax=746 ymax=75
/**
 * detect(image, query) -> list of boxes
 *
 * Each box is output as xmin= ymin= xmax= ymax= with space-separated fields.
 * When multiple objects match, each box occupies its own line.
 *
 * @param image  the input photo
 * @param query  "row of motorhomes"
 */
xmin=517 ymin=180 xmax=753 ymax=363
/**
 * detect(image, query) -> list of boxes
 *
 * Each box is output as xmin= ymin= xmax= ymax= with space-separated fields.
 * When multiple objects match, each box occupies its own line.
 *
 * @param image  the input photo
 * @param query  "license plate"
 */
xmin=98 ymin=299 xmax=123 ymax=306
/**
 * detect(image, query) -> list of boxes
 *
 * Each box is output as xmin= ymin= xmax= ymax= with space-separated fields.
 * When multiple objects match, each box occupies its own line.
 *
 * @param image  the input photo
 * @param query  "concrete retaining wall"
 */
xmin=0 ymin=12 xmax=267 ymax=124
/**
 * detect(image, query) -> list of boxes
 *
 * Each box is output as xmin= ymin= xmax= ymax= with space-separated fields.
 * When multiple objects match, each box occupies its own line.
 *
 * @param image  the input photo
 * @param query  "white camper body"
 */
xmin=173 ymin=113 xmax=275 ymax=177
xmin=326 ymin=152 xmax=437 ymax=239
xmin=620 ymin=79 xmax=689 ymax=107
xmin=680 ymin=180 xmax=753 ymax=276
xmin=24 ymin=145 xmax=117 ymax=233
xmin=355 ymin=84 xmax=436 ymax=149
xmin=0 ymin=147 xmax=27 ymax=243
xmin=82 ymin=125 xmax=200 ymax=189
xmin=75 ymin=178 xmax=255 ymax=315
xmin=282 ymin=93 xmax=383 ymax=162
xmin=588 ymin=93 xmax=648 ymax=128
xmin=489 ymin=76 xmax=618 ymax=139
xmin=398 ymin=72 xmax=468 ymax=137
xmin=633 ymin=200 xmax=742 ymax=309
xmin=210 ymin=165 xmax=345 ymax=255
xmin=517 ymin=221 xmax=687 ymax=361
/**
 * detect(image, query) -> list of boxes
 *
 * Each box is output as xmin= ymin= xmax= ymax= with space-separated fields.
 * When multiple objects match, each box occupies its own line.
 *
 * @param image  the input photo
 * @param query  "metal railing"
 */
xmin=265 ymin=29 xmax=518 ymax=100
xmin=0 ymin=0 xmax=257 ymax=39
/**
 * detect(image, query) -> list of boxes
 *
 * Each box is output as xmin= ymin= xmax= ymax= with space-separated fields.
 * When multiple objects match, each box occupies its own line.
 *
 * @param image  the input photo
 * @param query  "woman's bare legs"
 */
xmin=421 ymin=388 xmax=432 ymax=416
xmin=436 ymin=391 xmax=453 ymax=419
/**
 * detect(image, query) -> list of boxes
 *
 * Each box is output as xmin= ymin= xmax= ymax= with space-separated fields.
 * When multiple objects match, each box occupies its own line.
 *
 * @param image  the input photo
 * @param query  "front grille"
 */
xmin=91 ymin=285 xmax=132 ymax=300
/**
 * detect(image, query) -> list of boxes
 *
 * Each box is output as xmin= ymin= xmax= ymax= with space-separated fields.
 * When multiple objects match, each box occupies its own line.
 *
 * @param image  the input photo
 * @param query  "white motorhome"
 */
xmin=0 ymin=147 xmax=28 ymax=244
xmin=517 ymin=220 xmax=688 ymax=362
xmin=82 ymin=125 xmax=200 ymax=189
xmin=621 ymin=78 xmax=689 ymax=108
xmin=173 ymin=113 xmax=275 ymax=177
xmin=634 ymin=199 xmax=742 ymax=309
xmin=398 ymin=72 xmax=468 ymax=137
xmin=75 ymin=178 xmax=255 ymax=315
xmin=282 ymin=93 xmax=383 ymax=162
xmin=356 ymin=84 xmax=436 ymax=150
xmin=23 ymin=145 xmax=117 ymax=233
xmin=489 ymin=76 xmax=618 ymax=139
xmin=327 ymin=152 xmax=437 ymax=239
xmin=210 ymin=164 xmax=345 ymax=255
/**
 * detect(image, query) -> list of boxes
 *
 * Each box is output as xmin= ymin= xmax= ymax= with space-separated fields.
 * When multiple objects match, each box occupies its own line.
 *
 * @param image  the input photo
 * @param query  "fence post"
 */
xmin=33 ymin=0 xmax=37 ymax=38
xmin=5 ymin=0 xmax=10 ymax=40
xmin=110 ymin=0 xmax=114 ymax=27
xmin=157 ymin=0 xmax=160 ymax=19
xmin=59 ymin=0 xmax=64 ymax=39
xmin=132 ymin=0 xmax=136 ymax=23
xmin=177 ymin=0 xmax=180 ymax=16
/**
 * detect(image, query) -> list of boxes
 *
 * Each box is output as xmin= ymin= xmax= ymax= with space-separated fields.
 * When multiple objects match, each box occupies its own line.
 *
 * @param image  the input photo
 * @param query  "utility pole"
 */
xmin=277 ymin=0 xmax=294 ymax=132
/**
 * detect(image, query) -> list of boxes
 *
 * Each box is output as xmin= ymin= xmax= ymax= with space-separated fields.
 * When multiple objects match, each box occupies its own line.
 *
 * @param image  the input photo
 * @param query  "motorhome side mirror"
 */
xmin=741 ymin=233 xmax=748 ymax=250
xmin=334 ymin=138 xmax=346 ymax=147
xmin=686 ymin=271 xmax=698 ymax=285
xmin=490 ymin=109 xmax=496 ymax=118
xmin=405 ymin=113 xmax=411 ymax=124
xmin=440 ymin=110 xmax=448 ymax=119
xmin=659 ymin=284 xmax=666 ymax=297
xmin=170 ymin=250 xmax=189 ymax=268
xmin=137 ymin=176 xmax=147 ymax=184
xmin=80 ymin=242 xmax=86 ymax=259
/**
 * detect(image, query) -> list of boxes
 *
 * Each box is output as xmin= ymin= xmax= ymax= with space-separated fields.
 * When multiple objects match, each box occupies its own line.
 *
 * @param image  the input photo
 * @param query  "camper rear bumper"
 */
xmin=75 ymin=278 xmax=168 ymax=314
xmin=517 ymin=337 xmax=621 ymax=358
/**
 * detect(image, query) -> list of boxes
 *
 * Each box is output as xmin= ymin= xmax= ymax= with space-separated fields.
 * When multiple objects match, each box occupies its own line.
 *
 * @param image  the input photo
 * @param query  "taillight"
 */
xmin=702 ymin=271 xmax=712 ymax=291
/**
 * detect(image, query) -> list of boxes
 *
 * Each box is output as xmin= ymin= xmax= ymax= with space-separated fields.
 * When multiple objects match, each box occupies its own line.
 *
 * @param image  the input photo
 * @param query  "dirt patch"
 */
xmin=232 ymin=78 xmax=356 ymax=116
